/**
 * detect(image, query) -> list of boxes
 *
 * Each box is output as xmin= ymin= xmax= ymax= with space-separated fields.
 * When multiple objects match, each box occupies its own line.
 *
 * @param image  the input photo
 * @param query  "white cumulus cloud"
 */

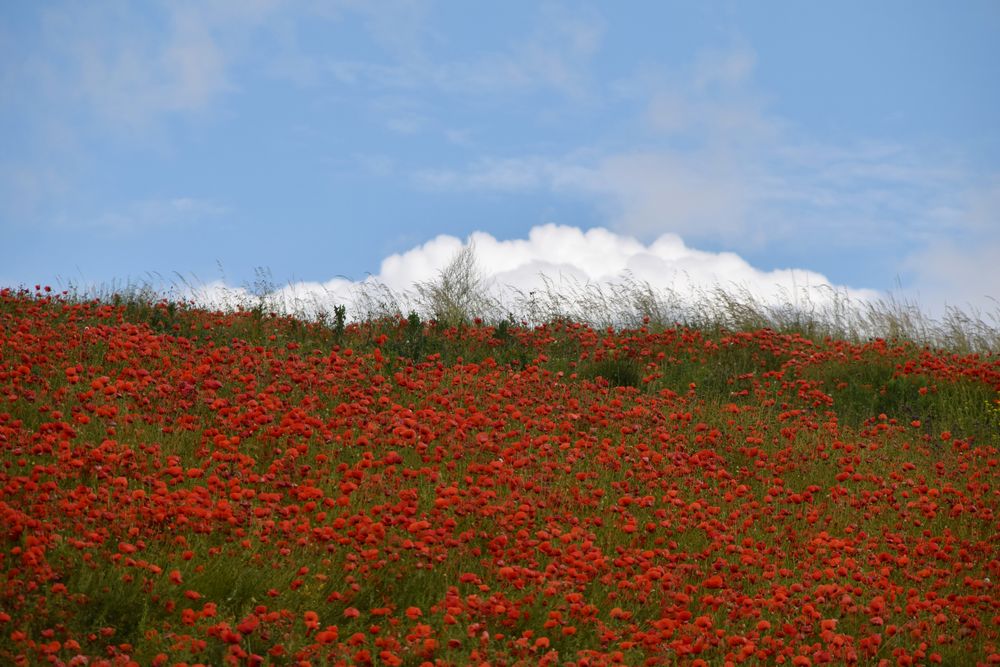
xmin=184 ymin=224 xmax=880 ymax=324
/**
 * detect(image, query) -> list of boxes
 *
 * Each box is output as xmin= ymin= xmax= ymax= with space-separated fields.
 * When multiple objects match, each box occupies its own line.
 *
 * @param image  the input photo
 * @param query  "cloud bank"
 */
xmin=188 ymin=224 xmax=880 ymax=324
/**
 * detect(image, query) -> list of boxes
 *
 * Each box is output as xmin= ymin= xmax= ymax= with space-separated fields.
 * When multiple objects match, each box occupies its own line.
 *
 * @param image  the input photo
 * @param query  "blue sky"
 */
xmin=2 ymin=1 xmax=998 ymax=316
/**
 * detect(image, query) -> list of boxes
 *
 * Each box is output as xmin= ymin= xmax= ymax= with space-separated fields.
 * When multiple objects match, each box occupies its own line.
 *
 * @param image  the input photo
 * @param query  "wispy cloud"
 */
xmin=692 ymin=46 xmax=757 ymax=92
xmin=410 ymin=44 xmax=997 ymax=269
xmin=412 ymin=149 xmax=750 ymax=240
xmin=412 ymin=134 xmax=993 ymax=283
xmin=0 ymin=161 xmax=70 ymax=225
xmin=318 ymin=3 xmax=604 ymax=116
xmin=409 ymin=44 xmax=771 ymax=239
xmin=0 ymin=2 xmax=280 ymax=228
xmin=32 ymin=4 xmax=230 ymax=130
xmin=86 ymin=197 xmax=228 ymax=234
xmin=432 ymin=5 xmax=602 ymax=99
xmin=414 ymin=156 xmax=568 ymax=192
xmin=902 ymin=240 xmax=1000 ymax=313
xmin=10 ymin=1 xmax=301 ymax=134
xmin=898 ymin=177 xmax=1000 ymax=312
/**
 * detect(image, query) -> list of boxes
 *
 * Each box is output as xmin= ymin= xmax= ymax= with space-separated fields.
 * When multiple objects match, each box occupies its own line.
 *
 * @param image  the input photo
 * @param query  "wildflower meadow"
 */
xmin=1 ymin=284 xmax=998 ymax=666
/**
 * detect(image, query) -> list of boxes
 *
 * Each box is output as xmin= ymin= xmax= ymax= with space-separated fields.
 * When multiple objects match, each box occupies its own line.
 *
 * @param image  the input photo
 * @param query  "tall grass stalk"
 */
xmin=45 ymin=254 xmax=999 ymax=354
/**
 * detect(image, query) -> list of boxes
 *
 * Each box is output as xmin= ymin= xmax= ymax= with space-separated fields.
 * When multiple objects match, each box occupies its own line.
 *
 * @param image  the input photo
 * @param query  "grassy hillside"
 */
xmin=1 ymin=286 xmax=998 ymax=666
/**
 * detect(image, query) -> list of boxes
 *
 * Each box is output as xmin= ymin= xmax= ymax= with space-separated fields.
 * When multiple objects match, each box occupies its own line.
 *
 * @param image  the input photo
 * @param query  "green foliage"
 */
xmin=400 ymin=310 xmax=426 ymax=361
xmin=46 ymin=554 xmax=154 ymax=651
xmin=494 ymin=316 xmax=512 ymax=343
xmin=332 ymin=304 xmax=346 ymax=341
xmin=801 ymin=356 xmax=998 ymax=443
xmin=581 ymin=355 xmax=643 ymax=389
xmin=647 ymin=332 xmax=792 ymax=402
xmin=985 ymin=393 xmax=1000 ymax=444
xmin=482 ymin=314 xmax=531 ymax=368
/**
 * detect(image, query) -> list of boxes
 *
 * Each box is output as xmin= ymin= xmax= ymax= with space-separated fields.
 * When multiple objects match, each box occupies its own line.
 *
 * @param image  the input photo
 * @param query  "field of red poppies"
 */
xmin=1 ymin=286 xmax=998 ymax=666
